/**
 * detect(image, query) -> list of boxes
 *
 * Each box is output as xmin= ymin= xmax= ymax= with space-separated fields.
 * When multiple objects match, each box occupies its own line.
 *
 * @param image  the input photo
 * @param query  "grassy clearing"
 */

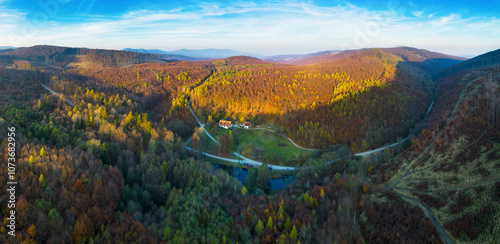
xmin=206 ymin=126 xmax=315 ymax=166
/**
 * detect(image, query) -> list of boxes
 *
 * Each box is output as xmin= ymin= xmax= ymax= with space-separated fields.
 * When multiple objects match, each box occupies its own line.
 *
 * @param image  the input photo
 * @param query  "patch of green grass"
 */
xmin=238 ymin=129 xmax=308 ymax=162
xmin=202 ymin=126 xmax=314 ymax=166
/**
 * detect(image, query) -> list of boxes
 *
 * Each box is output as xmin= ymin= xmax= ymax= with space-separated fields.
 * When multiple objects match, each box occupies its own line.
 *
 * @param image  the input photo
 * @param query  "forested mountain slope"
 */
xmin=189 ymin=47 xmax=465 ymax=150
xmin=435 ymin=49 xmax=500 ymax=79
xmin=0 ymin=45 xmax=485 ymax=244
xmin=363 ymin=51 xmax=500 ymax=243
xmin=0 ymin=45 xmax=198 ymax=69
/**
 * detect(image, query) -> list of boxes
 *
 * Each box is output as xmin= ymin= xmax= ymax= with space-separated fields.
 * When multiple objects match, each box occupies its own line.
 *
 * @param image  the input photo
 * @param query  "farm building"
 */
xmin=243 ymin=122 xmax=252 ymax=128
xmin=219 ymin=120 xmax=232 ymax=129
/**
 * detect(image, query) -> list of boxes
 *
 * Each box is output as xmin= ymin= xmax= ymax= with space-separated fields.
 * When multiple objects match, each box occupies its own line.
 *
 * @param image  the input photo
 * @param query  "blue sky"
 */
xmin=0 ymin=0 xmax=499 ymax=56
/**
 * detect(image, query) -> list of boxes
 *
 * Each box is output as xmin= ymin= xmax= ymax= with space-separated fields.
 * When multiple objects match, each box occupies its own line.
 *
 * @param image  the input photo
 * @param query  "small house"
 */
xmin=219 ymin=120 xmax=232 ymax=129
xmin=243 ymin=121 xmax=252 ymax=129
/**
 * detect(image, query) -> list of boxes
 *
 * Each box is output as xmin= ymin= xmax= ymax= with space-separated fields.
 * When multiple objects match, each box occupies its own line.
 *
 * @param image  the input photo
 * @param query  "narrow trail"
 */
xmin=397 ymin=193 xmax=454 ymax=244
xmin=40 ymin=83 xmax=76 ymax=106
xmin=187 ymin=101 xmax=220 ymax=146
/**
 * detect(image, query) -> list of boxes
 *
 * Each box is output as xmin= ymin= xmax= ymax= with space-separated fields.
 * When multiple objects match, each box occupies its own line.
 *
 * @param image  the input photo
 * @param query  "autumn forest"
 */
xmin=0 ymin=45 xmax=499 ymax=244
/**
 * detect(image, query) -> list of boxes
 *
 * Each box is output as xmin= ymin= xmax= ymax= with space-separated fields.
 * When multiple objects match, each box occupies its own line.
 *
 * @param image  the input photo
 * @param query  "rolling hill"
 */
xmin=188 ymin=47 xmax=465 ymax=150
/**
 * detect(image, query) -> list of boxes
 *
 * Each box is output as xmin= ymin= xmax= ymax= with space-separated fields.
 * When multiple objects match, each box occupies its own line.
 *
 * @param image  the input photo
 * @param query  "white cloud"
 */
xmin=412 ymin=11 xmax=423 ymax=17
xmin=430 ymin=13 xmax=462 ymax=27
xmin=0 ymin=1 xmax=498 ymax=56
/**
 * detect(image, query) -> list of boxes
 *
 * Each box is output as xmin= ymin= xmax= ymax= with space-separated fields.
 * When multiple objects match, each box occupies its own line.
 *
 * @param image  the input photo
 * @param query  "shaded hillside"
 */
xmin=372 ymin=66 xmax=500 ymax=243
xmin=189 ymin=48 xmax=464 ymax=150
xmin=435 ymin=48 xmax=500 ymax=79
xmin=360 ymin=48 xmax=500 ymax=243
xmin=0 ymin=45 xmax=163 ymax=68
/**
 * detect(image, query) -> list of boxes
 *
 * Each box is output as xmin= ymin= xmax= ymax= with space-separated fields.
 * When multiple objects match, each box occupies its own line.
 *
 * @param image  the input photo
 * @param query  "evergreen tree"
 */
xmin=304 ymin=192 xmax=310 ymax=202
xmin=267 ymin=216 xmax=273 ymax=229
xmin=285 ymin=217 xmax=292 ymax=231
xmin=290 ymin=225 xmax=298 ymax=241
xmin=279 ymin=201 xmax=284 ymax=214
xmin=255 ymin=219 xmax=264 ymax=235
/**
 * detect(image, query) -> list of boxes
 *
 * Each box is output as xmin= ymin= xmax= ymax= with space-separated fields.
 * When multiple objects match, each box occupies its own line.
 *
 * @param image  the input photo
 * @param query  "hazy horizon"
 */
xmin=0 ymin=45 xmax=486 ymax=59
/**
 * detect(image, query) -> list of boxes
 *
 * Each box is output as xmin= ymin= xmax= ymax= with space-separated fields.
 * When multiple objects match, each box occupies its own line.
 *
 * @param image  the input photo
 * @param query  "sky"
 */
xmin=0 ymin=0 xmax=499 ymax=57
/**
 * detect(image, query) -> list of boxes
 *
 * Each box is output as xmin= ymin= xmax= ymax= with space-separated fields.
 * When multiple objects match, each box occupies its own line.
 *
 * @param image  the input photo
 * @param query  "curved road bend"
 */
xmin=397 ymin=194 xmax=454 ymax=244
xmin=354 ymin=138 xmax=409 ymax=157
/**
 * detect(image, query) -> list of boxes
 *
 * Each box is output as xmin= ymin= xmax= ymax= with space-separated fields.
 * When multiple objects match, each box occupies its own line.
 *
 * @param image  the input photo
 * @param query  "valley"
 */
xmin=0 ymin=45 xmax=498 ymax=244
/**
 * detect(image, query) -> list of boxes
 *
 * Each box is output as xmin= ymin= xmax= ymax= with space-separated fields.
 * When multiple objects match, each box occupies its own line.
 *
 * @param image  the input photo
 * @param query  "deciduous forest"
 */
xmin=0 ymin=45 xmax=498 ymax=243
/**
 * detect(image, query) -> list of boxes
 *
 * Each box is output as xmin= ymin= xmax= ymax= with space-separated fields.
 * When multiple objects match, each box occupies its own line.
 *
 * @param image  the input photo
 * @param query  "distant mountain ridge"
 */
xmin=123 ymin=48 xmax=261 ymax=59
xmin=264 ymin=50 xmax=341 ymax=64
xmin=273 ymin=47 xmax=466 ymax=68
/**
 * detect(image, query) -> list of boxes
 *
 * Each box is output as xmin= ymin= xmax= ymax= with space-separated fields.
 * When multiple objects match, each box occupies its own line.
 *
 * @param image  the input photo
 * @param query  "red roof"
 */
xmin=219 ymin=120 xmax=232 ymax=127
xmin=243 ymin=122 xmax=252 ymax=126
